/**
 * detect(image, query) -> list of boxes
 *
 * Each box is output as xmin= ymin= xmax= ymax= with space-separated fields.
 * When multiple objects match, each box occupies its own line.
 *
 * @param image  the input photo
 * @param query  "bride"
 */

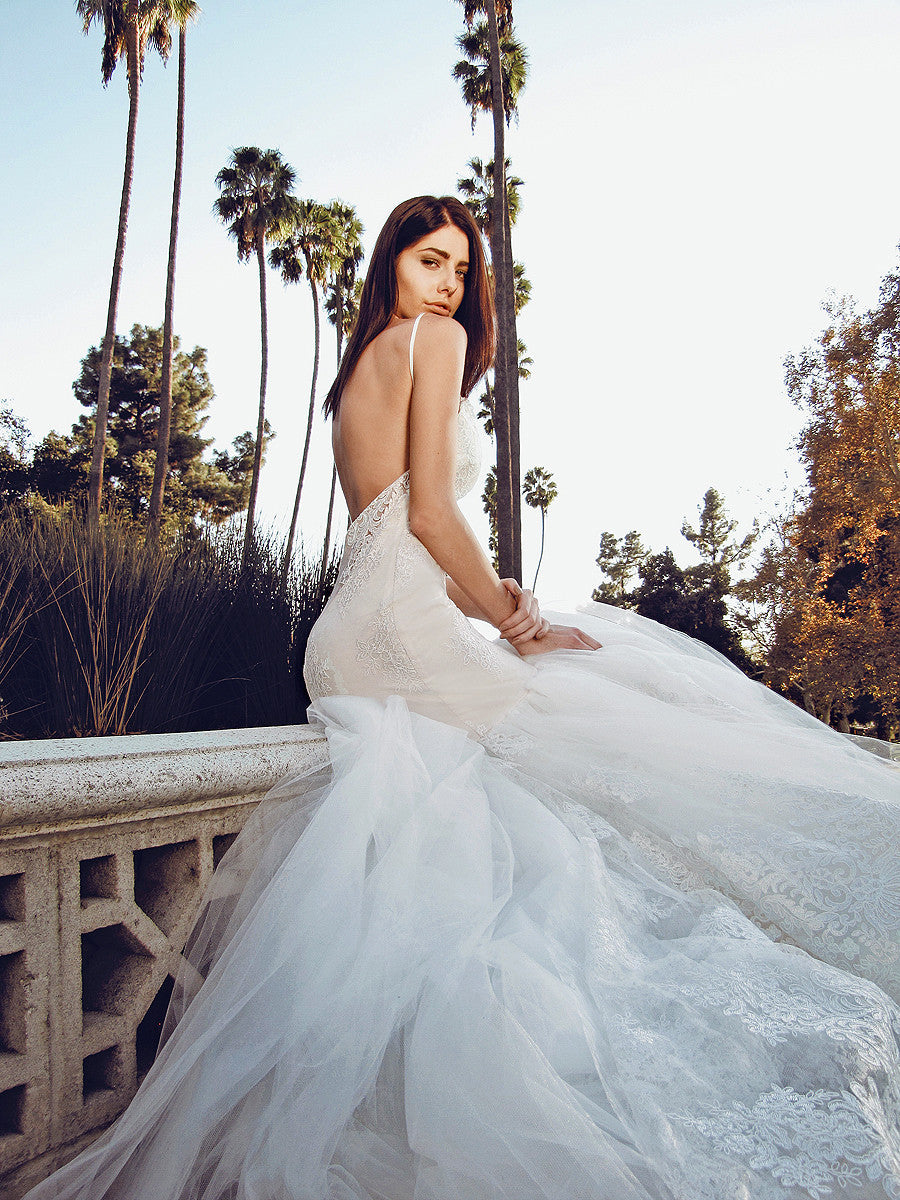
xmin=27 ymin=196 xmax=900 ymax=1199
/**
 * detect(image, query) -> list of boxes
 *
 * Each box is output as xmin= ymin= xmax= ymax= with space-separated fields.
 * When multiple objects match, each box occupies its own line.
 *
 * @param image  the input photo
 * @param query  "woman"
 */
xmin=28 ymin=196 xmax=900 ymax=1199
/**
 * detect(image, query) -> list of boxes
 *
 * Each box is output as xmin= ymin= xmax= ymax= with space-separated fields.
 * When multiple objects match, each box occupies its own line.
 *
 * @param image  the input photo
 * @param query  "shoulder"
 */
xmin=413 ymin=314 xmax=467 ymax=369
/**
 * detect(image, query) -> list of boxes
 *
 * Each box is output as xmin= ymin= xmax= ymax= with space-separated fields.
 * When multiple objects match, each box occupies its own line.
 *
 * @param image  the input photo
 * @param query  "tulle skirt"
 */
xmin=25 ymin=604 xmax=900 ymax=1199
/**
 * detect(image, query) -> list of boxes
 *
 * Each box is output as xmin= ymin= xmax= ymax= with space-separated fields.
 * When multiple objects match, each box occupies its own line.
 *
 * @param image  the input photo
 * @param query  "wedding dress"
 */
xmin=28 ymin=317 xmax=900 ymax=1199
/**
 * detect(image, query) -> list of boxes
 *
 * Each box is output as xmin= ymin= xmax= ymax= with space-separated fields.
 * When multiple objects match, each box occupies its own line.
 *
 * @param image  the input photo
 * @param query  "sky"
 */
xmin=4 ymin=1 xmax=900 ymax=604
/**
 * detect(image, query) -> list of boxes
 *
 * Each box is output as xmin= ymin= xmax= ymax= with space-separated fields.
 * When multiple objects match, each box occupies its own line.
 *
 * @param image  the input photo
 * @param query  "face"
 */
xmin=393 ymin=223 xmax=469 ymax=320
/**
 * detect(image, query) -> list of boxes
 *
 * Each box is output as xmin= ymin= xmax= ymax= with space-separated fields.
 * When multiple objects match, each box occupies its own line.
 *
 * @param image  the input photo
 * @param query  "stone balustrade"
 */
xmin=0 ymin=725 xmax=326 ymax=1198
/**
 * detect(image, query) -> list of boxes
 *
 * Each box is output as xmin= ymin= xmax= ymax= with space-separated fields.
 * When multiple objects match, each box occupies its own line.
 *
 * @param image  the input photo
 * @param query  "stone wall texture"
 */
xmin=0 ymin=725 xmax=326 ymax=1198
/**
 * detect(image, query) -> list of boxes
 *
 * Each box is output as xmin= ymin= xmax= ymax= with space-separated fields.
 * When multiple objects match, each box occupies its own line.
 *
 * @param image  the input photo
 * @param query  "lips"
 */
xmin=428 ymin=302 xmax=451 ymax=315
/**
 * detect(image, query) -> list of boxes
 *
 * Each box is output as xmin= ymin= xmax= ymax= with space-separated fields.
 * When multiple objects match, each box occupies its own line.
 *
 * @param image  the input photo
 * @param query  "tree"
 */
xmin=522 ymin=466 xmax=557 ymax=590
xmin=631 ymin=551 xmax=755 ymax=672
xmin=454 ymin=2 xmax=528 ymax=581
xmin=70 ymin=324 xmax=261 ymax=528
xmin=593 ymin=531 xmax=647 ymax=604
xmin=593 ymin=490 xmax=757 ymax=672
xmin=475 ymin=338 xmax=531 ymax=436
xmin=0 ymin=404 xmax=31 ymax=503
xmin=513 ymin=262 xmax=532 ymax=314
xmin=148 ymin=9 xmax=196 ymax=543
xmin=321 ymin=207 xmax=365 ymax=588
xmin=77 ymin=0 xmax=196 ymax=518
xmin=215 ymin=147 xmax=297 ymax=567
xmin=748 ymin=283 xmax=900 ymax=735
xmin=270 ymin=200 xmax=348 ymax=580
xmin=457 ymin=156 xmax=523 ymax=240
xmin=481 ymin=466 xmax=499 ymax=572
xmin=681 ymin=487 xmax=757 ymax=573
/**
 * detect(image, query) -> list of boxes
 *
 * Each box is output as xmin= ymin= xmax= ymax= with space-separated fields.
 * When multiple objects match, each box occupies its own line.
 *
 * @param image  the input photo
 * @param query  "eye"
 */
xmin=421 ymin=257 xmax=439 ymax=267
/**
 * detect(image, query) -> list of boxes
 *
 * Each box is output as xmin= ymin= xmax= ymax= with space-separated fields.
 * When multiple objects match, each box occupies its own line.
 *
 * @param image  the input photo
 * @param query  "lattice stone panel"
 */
xmin=0 ymin=723 xmax=325 ymax=1198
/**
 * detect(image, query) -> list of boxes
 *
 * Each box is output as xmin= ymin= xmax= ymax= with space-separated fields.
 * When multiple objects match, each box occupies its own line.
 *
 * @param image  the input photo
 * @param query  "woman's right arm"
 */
xmin=406 ymin=317 xmax=522 ymax=632
xmin=407 ymin=317 xmax=599 ymax=654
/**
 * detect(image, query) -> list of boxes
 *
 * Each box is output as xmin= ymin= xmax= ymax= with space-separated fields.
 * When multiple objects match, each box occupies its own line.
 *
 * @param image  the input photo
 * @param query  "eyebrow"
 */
xmin=421 ymin=246 xmax=469 ymax=266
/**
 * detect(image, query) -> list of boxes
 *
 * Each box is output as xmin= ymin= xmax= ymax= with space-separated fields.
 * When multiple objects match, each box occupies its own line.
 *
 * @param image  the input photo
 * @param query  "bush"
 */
xmin=0 ymin=504 xmax=337 ymax=739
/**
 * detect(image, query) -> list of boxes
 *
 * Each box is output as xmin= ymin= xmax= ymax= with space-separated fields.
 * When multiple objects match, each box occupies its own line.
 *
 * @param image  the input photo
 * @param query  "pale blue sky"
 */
xmin=4 ymin=1 xmax=900 ymax=601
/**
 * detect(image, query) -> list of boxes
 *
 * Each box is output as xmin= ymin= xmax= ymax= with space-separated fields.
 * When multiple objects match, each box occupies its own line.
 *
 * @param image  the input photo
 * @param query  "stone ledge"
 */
xmin=0 ymin=723 xmax=327 ymax=1197
xmin=0 ymin=725 xmax=328 ymax=832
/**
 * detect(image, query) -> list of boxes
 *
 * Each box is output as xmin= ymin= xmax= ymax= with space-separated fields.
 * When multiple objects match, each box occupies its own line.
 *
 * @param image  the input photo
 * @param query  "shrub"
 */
xmin=0 ymin=504 xmax=337 ymax=739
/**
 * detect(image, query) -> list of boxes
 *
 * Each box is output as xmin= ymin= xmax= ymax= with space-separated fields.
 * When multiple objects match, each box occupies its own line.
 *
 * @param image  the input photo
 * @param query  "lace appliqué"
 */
xmin=303 ymin=636 xmax=334 ymax=701
xmin=358 ymin=607 xmax=425 ymax=694
xmin=395 ymin=533 xmax=439 ymax=589
xmin=669 ymin=952 xmax=900 ymax=1067
xmin=446 ymin=608 xmax=509 ymax=679
xmin=672 ymin=1084 xmax=900 ymax=1199
xmin=481 ymin=729 xmax=533 ymax=761
xmin=692 ymin=811 xmax=900 ymax=995
xmin=335 ymin=473 xmax=409 ymax=616
xmin=454 ymin=398 xmax=481 ymax=499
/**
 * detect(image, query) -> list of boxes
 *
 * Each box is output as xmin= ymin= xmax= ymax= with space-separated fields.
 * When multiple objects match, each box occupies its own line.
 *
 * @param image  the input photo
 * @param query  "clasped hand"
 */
xmin=498 ymin=580 xmax=602 ymax=656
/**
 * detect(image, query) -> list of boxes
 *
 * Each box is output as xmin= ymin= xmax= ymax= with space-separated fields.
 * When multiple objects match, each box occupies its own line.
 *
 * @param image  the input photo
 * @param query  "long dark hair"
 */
xmin=323 ymin=195 xmax=495 ymax=417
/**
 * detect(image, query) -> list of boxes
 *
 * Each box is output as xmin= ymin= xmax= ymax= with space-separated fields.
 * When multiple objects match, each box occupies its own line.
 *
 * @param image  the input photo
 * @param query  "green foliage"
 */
xmin=214 ymin=147 xmax=298 ymax=262
xmin=523 ymin=466 xmax=557 ymax=590
xmin=513 ymin=264 xmax=531 ymax=315
xmin=66 ymin=324 xmax=264 ymax=530
xmin=77 ymin=0 xmax=198 ymax=85
xmin=457 ymin=157 xmax=523 ymax=239
xmin=681 ymin=487 xmax=757 ymax=572
xmin=452 ymin=20 xmax=528 ymax=129
xmin=0 ymin=505 xmax=335 ymax=739
xmin=522 ymin=467 xmax=557 ymax=513
xmin=481 ymin=467 xmax=500 ymax=572
xmin=593 ymin=530 xmax=647 ymax=603
xmin=631 ymin=551 xmax=755 ymax=673
xmin=474 ymin=342 xmax=531 ymax=438
xmin=594 ymin=491 xmax=757 ymax=672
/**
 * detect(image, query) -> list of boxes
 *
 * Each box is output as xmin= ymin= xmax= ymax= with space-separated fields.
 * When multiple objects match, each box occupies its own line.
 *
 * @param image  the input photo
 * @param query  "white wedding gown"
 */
xmin=28 ymin=328 xmax=900 ymax=1199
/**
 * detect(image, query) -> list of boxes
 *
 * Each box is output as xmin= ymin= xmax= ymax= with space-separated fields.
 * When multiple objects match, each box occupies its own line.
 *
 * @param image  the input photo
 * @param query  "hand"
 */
xmin=514 ymin=624 xmax=603 ymax=657
xmin=497 ymin=580 xmax=547 ymax=646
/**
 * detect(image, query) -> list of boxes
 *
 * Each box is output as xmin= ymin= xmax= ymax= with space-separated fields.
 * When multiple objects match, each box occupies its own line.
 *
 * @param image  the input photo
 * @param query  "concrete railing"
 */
xmin=0 ymin=725 xmax=327 ymax=1198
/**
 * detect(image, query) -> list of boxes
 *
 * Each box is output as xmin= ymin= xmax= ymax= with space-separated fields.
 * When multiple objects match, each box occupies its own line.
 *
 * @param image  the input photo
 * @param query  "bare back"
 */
xmin=332 ymin=319 xmax=418 ymax=522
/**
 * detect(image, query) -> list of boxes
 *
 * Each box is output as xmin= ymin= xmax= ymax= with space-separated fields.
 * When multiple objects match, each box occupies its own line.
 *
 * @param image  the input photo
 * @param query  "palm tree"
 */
xmin=475 ymin=339 xmax=531 ymax=437
xmin=147 ymin=8 xmax=197 ymax=544
xmin=457 ymin=156 xmax=523 ymax=240
xmin=78 ymin=0 xmax=196 ymax=519
xmin=452 ymin=18 xmax=527 ymax=131
xmin=320 ymin=276 xmax=363 ymax=594
xmin=214 ymin=147 xmax=297 ymax=568
xmin=522 ymin=466 xmax=557 ymax=590
xmin=453 ymin=3 xmax=528 ymax=580
xmin=320 ymin=207 xmax=364 ymax=591
xmin=481 ymin=466 xmax=500 ymax=573
xmin=513 ymin=261 xmax=532 ymax=314
xmin=270 ymin=201 xmax=346 ymax=581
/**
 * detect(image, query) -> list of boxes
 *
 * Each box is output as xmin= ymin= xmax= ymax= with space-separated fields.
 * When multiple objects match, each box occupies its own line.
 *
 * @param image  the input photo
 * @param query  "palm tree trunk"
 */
xmin=243 ymin=228 xmax=269 ymax=570
xmin=318 ymin=465 xmax=338 ymax=597
xmin=88 ymin=4 xmax=141 ymax=519
xmin=532 ymin=508 xmax=546 ymax=592
xmin=318 ymin=309 xmax=344 ymax=594
xmin=282 ymin=274 xmax=321 ymax=582
xmin=147 ymin=23 xmax=186 ymax=545
xmin=503 ymin=199 xmax=522 ymax=574
xmin=486 ymin=0 xmax=521 ymax=581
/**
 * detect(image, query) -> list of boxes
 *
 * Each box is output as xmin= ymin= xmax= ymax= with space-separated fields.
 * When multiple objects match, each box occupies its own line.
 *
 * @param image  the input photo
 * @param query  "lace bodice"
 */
xmin=304 ymin=385 xmax=532 ymax=734
xmin=454 ymin=395 xmax=481 ymax=498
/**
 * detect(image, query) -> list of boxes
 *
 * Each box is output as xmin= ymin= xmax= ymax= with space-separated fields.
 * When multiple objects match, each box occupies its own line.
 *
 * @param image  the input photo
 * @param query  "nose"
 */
xmin=438 ymin=265 xmax=458 ymax=295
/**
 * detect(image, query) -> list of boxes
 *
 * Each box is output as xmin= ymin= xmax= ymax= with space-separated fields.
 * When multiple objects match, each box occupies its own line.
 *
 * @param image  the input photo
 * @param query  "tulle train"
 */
xmin=27 ymin=682 xmax=900 ymax=1200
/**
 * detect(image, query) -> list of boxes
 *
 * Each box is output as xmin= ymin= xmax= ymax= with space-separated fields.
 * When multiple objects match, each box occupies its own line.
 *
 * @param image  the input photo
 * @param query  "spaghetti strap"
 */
xmin=408 ymin=313 xmax=425 ymax=386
